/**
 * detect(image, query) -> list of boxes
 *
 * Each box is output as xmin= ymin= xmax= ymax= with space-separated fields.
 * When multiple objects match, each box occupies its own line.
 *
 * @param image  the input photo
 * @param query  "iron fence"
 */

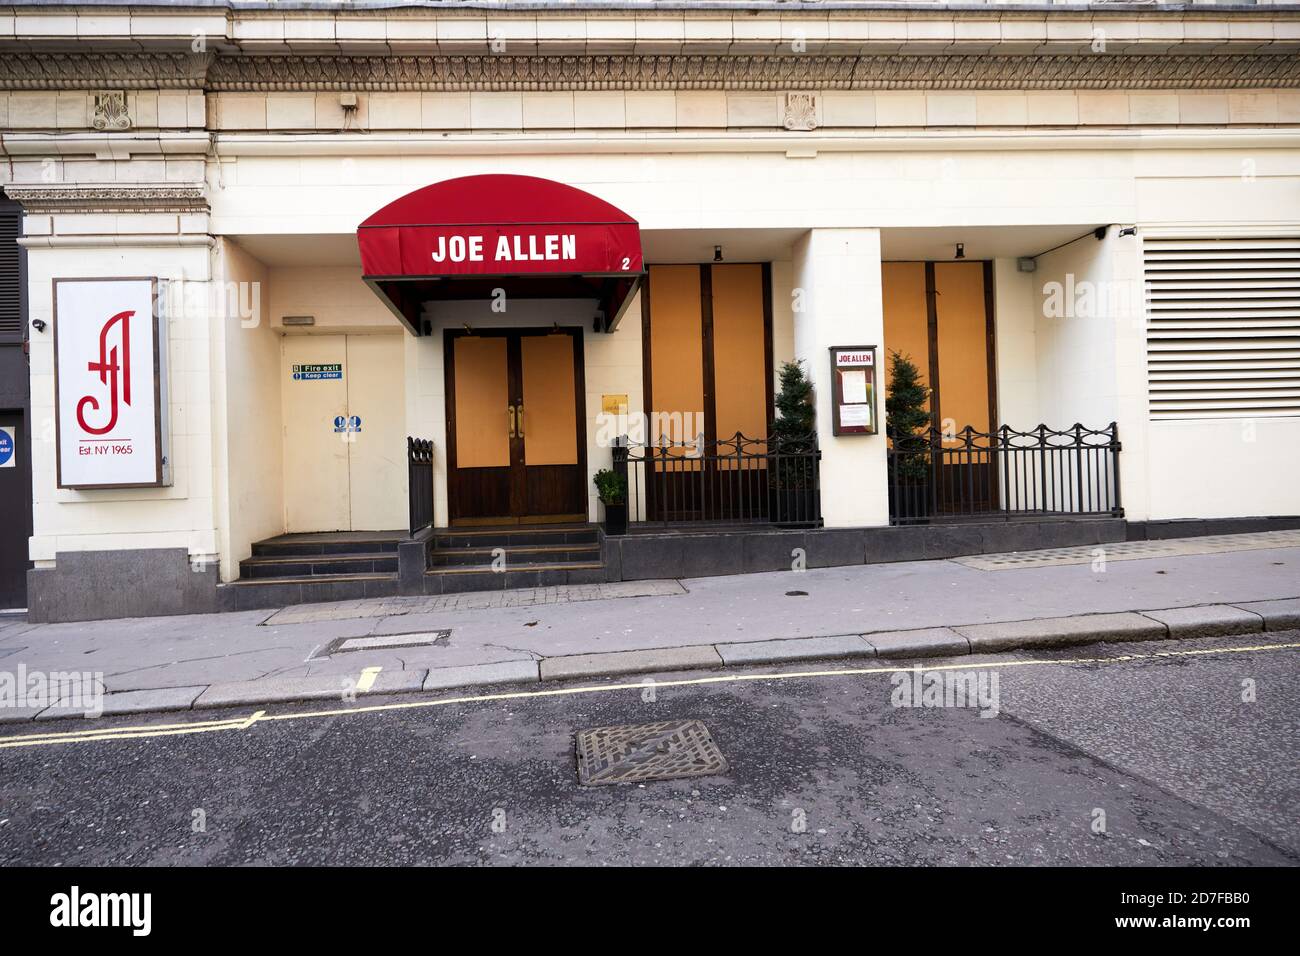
xmin=407 ymin=436 xmax=434 ymax=535
xmin=887 ymin=423 xmax=1122 ymax=525
xmin=614 ymin=432 xmax=822 ymax=528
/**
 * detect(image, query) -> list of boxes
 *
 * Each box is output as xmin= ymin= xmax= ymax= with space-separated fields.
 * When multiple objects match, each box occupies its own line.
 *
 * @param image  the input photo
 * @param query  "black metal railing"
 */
xmin=887 ymin=423 xmax=1122 ymax=525
xmin=614 ymin=432 xmax=822 ymax=528
xmin=407 ymin=436 xmax=434 ymax=535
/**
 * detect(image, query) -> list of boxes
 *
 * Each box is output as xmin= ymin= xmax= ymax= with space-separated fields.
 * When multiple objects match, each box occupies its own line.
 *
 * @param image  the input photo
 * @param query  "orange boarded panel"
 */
xmin=881 ymin=261 xmax=931 ymax=392
xmin=521 ymin=333 xmax=579 ymax=466
xmin=711 ymin=264 xmax=768 ymax=445
xmin=648 ymin=265 xmax=705 ymax=447
xmin=454 ymin=335 xmax=510 ymax=468
xmin=934 ymin=262 xmax=990 ymax=436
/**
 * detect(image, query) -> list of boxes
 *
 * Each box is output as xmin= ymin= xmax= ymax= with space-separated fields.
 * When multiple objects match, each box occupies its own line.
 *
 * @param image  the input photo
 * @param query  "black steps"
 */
xmin=240 ymin=552 xmax=399 ymax=579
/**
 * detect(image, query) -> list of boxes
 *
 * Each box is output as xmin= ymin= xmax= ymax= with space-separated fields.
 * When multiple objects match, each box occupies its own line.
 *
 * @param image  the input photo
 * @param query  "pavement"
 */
xmin=0 ymin=530 xmax=1298 ymax=723
xmin=0 ymin=632 xmax=1295 ymax=865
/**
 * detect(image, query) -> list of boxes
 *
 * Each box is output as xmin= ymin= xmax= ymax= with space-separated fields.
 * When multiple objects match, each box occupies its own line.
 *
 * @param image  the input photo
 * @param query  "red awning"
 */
xmin=357 ymin=174 xmax=644 ymax=335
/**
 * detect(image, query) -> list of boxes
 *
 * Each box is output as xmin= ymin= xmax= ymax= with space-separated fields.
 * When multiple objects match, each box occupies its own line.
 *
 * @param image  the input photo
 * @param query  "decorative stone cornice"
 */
xmin=1 ymin=51 xmax=1298 ymax=93
xmin=3 ymin=184 xmax=208 ymax=214
xmin=204 ymin=53 xmax=1300 ymax=91
xmin=0 ymin=53 xmax=212 ymax=91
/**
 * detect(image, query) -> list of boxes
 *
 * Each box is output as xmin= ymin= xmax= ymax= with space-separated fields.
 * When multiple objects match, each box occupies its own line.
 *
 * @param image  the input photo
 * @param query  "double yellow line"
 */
xmin=1 ymin=641 xmax=1296 ymax=751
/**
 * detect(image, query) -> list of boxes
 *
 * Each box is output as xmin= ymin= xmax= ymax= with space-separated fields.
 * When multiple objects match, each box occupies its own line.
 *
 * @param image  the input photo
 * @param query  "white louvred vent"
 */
xmin=1144 ymin=236 xmax=1300 ymax=420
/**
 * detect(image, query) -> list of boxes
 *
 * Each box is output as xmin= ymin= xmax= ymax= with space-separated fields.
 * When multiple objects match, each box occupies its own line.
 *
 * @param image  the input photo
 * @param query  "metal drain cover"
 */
xmin=575 ymin=719 xmax=728 ymax=786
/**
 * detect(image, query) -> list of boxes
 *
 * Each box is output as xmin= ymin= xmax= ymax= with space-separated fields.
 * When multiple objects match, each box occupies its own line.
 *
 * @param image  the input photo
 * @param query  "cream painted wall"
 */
xmin=770 ymin=259 xmax=797 ymax=392
xmin=267 ymin=265 xmax=401 ymax=332
xmin=1147 ymin=418 xmax=1300 ymax=519
xmin=212 ymin=238 xmax=283 ymax=582
xmin=24 ymin=235 xmax=220 ymax=566
xmin=990 ymin=258 xmax=1038 ymax=432
xmin=793 ymin=228 xmax=889 ymax=528
xmin=211 ymin=148 xmax=1147 ymax=238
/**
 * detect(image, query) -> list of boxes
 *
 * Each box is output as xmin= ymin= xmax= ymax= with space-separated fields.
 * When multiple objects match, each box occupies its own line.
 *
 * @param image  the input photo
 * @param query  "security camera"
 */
xmin=31 ymin=319 xmax=46 ymax=333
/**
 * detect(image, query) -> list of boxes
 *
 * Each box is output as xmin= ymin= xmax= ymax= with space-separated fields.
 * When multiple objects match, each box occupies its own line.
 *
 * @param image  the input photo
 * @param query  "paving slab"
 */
xmin=955 ymin=612 xmax=1167 ymax=653
xmin=863 ymin=627 xmax=971 ymax=659
xmin=195 ymin=669 xmax=427 ymax=709
xmin=716 ymin=634 xmax=871 ymax=665
xmin=423 ymin=659 xmax=540 ymax=692
xmin=540 ymin=646 xmax=723 ymax=682
xmin=1140 ymin=605 xmax=1263 ymax=639
xmin=1232 ymin=597 xmax=1300 ymax=632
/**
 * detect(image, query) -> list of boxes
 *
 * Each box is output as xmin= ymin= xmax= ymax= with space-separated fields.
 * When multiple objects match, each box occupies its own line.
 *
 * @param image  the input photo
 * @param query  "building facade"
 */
xmin=2 ymin=1 xmax=1298 ymax=622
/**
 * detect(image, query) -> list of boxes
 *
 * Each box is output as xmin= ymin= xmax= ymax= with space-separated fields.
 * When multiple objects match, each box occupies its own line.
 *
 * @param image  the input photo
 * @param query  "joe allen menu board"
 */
xmin=829 ymin=346 xmax=878 ymax=436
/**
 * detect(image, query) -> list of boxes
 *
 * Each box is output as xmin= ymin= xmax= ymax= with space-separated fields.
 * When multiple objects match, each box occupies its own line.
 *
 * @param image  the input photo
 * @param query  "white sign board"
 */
xmin=54 ymin=278 xmax=171 ymax=488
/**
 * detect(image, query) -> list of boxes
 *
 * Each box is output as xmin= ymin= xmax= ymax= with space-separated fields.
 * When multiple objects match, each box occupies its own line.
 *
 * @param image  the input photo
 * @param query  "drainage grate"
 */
xmin=575 ymin=719 xmax=728 ymax=786
xmin=317 ymin=629 xmax=451 ymax=657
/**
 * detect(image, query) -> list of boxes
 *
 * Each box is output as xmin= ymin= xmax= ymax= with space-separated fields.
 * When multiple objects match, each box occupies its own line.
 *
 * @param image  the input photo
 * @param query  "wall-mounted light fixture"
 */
xmin=1016 ymin=258 xmax=1037 ymax=273
xmin=282 ymin=315 xmax=315 ymax=327
xmin=1118 ymin=226 xmax=1137 ymax=238
xmin=955 ymin=243 xmax=965 ymax=260
xmin=713 ymin=245 xmax=723 ymax=262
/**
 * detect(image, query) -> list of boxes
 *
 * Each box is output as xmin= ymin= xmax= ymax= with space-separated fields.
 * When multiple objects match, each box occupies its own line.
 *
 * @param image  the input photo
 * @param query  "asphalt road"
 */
xmin=0 ymin=632 xmax=1296 ymax=866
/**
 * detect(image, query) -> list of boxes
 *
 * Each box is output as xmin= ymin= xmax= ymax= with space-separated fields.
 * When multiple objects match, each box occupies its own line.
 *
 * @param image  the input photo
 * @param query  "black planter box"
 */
xmin=602 ymin=501 xmax=628 ymax=536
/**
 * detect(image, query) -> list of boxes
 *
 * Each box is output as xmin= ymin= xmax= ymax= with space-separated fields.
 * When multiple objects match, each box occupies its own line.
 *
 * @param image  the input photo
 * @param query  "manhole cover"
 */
xmin=575 ymin=719 xmax=728 ymax=786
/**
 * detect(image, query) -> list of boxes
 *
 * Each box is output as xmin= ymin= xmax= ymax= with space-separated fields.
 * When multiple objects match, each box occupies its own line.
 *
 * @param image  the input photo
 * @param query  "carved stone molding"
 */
xmin=0 ymin=53 xmax=212 ymax=90
xmin=1 ymin=51 xmax=1296 ymax=93
xmin=91 ymin=92 xmax=131 ymax=131
xmin=4 ymin=184 xmax=208 ymax=214
xmin=784 ymin=92 xmax=819 ymax=131
xmin=204 ymin=53 xmax=1300 ymax=92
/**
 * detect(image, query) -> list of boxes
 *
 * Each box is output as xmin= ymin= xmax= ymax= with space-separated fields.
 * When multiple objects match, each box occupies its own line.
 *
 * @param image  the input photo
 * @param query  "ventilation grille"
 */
xmin=0 ymin=204 xmax=21 ymax=341
xmin=1144 ymin=236 xmax=1300 ymax=420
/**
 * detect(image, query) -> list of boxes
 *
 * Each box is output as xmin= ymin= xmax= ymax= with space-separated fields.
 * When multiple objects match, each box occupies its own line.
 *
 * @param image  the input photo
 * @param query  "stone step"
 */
xmin=219 ymin=573 xmax=399 ymax=611
xmin=251 ymin=535 xmax=402 ymax=557
xmin=433 ymin=524 xmax=598 ymax=550
xmin=239 ymin=552 xmax=400 ymax=578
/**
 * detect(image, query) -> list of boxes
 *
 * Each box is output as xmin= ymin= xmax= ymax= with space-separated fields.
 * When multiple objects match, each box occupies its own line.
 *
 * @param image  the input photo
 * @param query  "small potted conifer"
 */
xmin=885 ymin=350 xmax=933 ymax=522
xmin=594 ymin=467 xmax=628 ymax=535
xmin=768 ymin=360 xmax=820 ymax=526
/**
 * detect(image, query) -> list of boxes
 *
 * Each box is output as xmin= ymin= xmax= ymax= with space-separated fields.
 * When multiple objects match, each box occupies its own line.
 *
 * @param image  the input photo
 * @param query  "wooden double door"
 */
xmin=445 ymin=328 xmax=587 ymax=524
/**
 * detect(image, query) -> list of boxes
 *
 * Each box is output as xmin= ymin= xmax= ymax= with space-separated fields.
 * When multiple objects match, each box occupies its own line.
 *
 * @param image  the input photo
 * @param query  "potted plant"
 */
xmin=885 ymin=350 xmax=933 ymax=522
xmin=768 ymin=360 xmax=820 ymax=526
xmin=594 ymin=467 xmax=628 ymax=535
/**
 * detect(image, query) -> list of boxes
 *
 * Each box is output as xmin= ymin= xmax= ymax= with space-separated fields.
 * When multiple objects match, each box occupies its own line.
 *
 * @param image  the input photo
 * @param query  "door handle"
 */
xmin=515 ymin=404 xmax=524 ymax=438
xmin=507 ymin=405 xmax=516 ymax=439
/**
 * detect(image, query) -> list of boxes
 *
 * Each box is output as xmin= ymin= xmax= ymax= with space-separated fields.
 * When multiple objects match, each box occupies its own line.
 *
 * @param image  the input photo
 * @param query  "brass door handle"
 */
xmin=507 ymin=405 xmax=517 ymax=439
xmin=516 ymin=404 xmax=524 ymax=437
